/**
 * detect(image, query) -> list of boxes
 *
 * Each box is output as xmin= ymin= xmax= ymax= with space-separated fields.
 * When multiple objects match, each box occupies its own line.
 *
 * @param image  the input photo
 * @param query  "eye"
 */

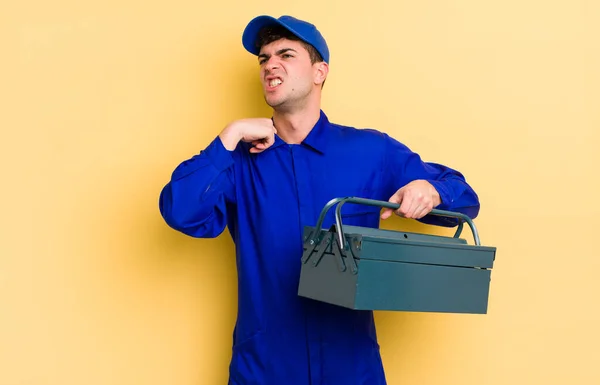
xmin=282 ymin=54 xmax=292 ymax=58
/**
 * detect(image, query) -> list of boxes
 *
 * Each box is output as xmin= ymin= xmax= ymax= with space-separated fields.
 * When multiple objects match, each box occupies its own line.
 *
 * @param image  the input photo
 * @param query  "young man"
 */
xmin=159 ymin=15 xmax=480 ymax=385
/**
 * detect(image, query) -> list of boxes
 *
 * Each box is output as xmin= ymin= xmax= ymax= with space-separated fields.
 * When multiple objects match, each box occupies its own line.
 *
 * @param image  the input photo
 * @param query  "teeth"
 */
xmin=269 ymin=79 xmax=282 ymax=87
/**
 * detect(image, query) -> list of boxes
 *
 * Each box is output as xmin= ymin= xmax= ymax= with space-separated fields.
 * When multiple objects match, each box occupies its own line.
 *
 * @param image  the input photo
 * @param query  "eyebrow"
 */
xmin=258 ymin=48 xmax=298 ymax=61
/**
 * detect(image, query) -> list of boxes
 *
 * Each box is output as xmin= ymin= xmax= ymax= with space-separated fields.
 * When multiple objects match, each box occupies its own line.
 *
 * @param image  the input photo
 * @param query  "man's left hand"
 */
xmin=381 ymin=180 xmax=441 ymax=220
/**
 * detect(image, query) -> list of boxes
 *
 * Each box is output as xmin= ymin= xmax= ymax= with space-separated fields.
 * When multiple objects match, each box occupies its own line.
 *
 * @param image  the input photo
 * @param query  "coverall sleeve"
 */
xmin=382 ymin=133 xmax=481 ymax=227
xmin=159 ymin=136 xmax=236 ymax=238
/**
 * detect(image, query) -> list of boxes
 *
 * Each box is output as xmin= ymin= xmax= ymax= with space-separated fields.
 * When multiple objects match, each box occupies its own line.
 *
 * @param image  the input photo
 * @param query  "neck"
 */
xmin=272 ymin=103 xmax=321 ymax=144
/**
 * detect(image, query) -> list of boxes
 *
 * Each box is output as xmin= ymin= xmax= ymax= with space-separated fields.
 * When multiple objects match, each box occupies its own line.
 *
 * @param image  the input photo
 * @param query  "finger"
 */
xmin=396 ymin=190 xmax=412 ymax=217
xmin=406 ymin=200 xmax=421 ymax=219
xmin=381 ymin=208 xmax=393 ymax=220
xmin=390 ymin=188 xmax=404 ymax=205
xmin=256 ymin=138 xmax=272 ymax=151
xmin=383 ymin=189 xmax=404 ymax=219
xmin=249 ymin=142 xmax=264 ymax=153
xmin=407 ymin=205 xmax=424 ymax=219
xmin=415 ymin=206 xmax=432 ymax=219
xmin=250 ymin=136 xmax=274 ymax=153
xmin=405 ymin=192 xmax=428 ymax=219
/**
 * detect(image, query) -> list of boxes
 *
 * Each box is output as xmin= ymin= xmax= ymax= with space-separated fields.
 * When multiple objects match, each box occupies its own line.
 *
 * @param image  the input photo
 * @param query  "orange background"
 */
xmin=2 ymin=1 xmax=599 ymax=384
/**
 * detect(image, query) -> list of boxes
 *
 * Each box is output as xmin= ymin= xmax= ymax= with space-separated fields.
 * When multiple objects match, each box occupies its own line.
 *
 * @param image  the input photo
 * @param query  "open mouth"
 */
xmin=266 ymin=77 xmax=283 ymax=89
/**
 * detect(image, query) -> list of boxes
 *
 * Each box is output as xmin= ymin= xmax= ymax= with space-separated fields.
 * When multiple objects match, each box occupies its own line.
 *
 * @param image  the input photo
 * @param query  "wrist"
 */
xmin=432 ymin=191 xmax=441 ymax=207
xmin=219 ymin=125 xmax=242 ymax=151
xmin=426 ymin=180 xmax=445 ymax=207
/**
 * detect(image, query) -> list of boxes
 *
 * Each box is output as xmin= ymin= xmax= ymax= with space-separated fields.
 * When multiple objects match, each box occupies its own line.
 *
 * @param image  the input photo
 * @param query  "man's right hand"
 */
xmin=219 ymin=118 xmax=277 ymax=154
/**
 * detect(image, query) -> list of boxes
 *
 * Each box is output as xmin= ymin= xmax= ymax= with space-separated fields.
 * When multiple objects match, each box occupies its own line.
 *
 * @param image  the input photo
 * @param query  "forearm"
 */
xmin=159 ymin=136 xmax=236 ymax=238
xmin=428 ymin=174 xmax=480 ymax=218
xmin=383 ymin=133 xmax=481 ymax=226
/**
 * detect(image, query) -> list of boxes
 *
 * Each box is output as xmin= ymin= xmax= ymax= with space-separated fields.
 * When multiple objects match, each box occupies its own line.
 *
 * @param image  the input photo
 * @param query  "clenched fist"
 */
xmin=219 ymin=118 xmax=278 ymax=154
xmin=381 ymin=180 xmax=441 ymax=220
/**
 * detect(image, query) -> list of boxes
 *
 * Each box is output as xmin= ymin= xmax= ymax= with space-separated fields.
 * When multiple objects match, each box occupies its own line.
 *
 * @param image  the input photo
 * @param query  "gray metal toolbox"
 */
xmin=298 ymin=197 xmax=497 ymax=314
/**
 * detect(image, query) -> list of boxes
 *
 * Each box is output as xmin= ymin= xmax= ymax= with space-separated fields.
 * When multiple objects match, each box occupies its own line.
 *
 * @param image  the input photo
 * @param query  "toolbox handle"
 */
xmin=310 ymin=197 xmax=480 ymax=248
xmin=335 ymin=197 xmax=480 ymax=246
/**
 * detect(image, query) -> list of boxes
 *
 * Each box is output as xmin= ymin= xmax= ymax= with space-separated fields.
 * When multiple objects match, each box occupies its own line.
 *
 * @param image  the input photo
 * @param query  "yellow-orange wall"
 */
xmin=2 ymin=1 xmax=599 ymax=384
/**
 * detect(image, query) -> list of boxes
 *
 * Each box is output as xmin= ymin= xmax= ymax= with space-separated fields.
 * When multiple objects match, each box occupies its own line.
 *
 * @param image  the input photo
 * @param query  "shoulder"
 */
xmin=328 ymin=121 xmax=394 ymax=147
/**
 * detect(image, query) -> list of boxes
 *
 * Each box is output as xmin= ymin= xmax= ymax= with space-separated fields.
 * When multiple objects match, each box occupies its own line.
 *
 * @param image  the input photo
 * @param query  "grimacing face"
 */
xmin=258 ymin=38 xmax=321 ymax=110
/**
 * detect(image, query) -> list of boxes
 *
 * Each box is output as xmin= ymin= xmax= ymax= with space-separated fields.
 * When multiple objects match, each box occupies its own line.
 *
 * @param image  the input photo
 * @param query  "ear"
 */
xmin=313 ymin=62 xmax=329 ymax=86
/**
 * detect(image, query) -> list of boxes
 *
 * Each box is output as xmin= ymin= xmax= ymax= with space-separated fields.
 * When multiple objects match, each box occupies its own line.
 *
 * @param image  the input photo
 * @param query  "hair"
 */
xmin=255 ymin=25 xmax=324 ymax=65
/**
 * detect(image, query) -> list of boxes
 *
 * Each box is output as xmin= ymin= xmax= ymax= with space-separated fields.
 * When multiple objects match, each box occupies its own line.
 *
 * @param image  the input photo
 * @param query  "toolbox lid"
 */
xmin=343 ymin=225 xmax=496 ymax=269
xmin=305 ymin=197 xmax=497 ymax=271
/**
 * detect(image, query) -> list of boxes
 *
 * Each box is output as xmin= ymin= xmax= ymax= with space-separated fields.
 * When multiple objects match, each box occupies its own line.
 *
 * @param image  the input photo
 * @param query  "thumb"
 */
xmin=270 ymin=118 xmax=277 ymax=134
xmin=381 ymin=188 xmax=404 ymax=220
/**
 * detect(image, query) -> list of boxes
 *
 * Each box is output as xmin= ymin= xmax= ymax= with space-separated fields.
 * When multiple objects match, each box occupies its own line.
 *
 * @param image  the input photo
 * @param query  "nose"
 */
xmin=264 ymin=56 xmax=280 ymax=72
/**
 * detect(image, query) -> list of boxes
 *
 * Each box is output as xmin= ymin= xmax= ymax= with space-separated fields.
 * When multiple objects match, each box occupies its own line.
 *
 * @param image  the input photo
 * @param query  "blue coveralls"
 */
xmin=159 ymin=110 xmax=480 ymax=384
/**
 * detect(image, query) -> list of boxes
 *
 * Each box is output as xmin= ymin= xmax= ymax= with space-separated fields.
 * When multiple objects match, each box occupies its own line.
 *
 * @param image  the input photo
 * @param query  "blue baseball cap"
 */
xmin=242 ymin=15 xmax=330 ymax=64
